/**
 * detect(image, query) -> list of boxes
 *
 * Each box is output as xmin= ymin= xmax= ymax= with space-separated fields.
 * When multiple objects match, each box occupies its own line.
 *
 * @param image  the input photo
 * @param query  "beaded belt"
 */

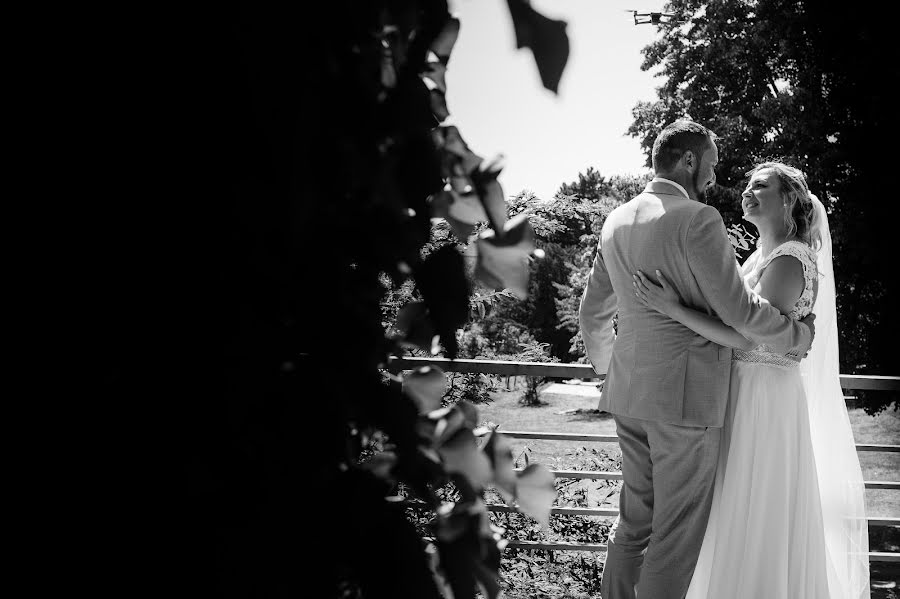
xmin=733 ymin=348 xmax=800 ymax=368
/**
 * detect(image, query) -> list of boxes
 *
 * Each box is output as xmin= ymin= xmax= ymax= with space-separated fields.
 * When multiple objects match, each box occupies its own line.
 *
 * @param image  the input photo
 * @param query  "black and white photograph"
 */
xmin=106 ymin=1 xmax=900 ymax=597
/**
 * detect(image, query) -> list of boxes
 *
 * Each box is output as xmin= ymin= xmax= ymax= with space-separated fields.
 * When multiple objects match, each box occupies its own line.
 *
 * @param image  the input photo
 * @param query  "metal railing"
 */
xmin=389 ymin=357 xmax=900 ymax=563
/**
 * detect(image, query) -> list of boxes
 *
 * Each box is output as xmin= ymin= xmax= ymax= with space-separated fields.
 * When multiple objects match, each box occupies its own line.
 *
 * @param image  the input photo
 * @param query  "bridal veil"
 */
xmin=800 ymin=194 xmax=870 ymax=598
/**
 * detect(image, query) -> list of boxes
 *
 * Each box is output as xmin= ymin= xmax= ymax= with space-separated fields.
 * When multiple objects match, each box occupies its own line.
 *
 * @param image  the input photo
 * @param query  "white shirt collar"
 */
xmin=651 ymin=176 xmax=690 ymax=200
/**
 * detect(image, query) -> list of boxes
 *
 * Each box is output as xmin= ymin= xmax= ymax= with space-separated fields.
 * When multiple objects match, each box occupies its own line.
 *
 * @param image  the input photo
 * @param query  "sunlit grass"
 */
xmin=479 ymin=381 xmax=899 ymax=516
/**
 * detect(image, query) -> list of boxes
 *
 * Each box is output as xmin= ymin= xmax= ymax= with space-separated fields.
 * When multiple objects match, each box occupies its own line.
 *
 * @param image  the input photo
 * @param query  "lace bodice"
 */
xmin=741 ymin=240 xmax=817 ymax=320
xmin=734 ymin=240 xmax=818 ymax=367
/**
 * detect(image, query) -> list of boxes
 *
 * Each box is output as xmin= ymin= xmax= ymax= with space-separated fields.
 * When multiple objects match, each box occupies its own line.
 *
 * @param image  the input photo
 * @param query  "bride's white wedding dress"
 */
xmin=685 ymin=230 xmax=869 ymax=598
xmin=685 ymin=240 xmax=829 ymax=598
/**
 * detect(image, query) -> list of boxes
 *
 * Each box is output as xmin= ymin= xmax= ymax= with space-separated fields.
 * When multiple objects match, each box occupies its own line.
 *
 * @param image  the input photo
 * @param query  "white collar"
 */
xmin=651 ymin=176 xmax=690 ymax=200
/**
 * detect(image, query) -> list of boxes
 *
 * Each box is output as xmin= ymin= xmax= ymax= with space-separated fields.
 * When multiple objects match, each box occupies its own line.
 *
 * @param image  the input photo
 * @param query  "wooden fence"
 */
xmin=388 ymin=357 xmax=900 ymax=563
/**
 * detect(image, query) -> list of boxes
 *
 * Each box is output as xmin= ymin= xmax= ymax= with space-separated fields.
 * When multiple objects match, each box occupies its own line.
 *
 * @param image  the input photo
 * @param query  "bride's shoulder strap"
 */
xmin=764 ymin=240 xmax=815 ymax=269
xmin=766 ymin=241 xmax=818 ymax=309
xmin=760 ymin=241 xmax=818 ymax=289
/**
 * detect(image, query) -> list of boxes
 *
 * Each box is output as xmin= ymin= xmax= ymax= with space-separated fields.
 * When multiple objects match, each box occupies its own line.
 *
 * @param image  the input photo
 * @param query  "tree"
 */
xmin=552 ymin=172 xmax=649 ymax=359
xmin=556 ymin=166 xmax=613 ymax=201
xmin=628 ymin=0 xmax=899 ymax=411
xmin=499 ymin=190 xmax=607 ymax=360
xmin=493 ymin=173 xmax=651 ymax=362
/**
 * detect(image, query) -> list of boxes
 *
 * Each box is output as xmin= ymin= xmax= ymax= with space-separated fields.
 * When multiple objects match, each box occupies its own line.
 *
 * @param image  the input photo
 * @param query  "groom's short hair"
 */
xmin=652 ymin=120 xmax=717 ymax=173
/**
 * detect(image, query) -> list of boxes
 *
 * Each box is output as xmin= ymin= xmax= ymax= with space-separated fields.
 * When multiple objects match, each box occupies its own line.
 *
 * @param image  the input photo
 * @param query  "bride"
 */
xmin=633 ymin=161 xmax=869 ymax=598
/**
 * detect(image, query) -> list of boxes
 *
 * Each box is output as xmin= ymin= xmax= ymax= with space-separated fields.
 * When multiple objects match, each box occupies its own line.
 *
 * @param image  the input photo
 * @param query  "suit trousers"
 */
xmin=600 ymin=414 xmax=720 ymax=599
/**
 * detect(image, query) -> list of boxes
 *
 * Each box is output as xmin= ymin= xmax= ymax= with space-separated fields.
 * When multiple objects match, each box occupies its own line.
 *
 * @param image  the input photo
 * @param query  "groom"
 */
xmin=579 ymin=120 xmax=814 ymax=599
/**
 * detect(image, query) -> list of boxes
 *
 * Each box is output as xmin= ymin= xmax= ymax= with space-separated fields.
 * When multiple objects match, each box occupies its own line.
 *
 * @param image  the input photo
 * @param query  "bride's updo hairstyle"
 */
xmin=746 ymin=161 xmax=822 ymax=251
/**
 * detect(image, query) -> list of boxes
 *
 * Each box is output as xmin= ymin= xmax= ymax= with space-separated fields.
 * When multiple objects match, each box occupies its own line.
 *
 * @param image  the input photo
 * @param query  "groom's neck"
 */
xmin=655 ymin=170 xmax=696 ymax=201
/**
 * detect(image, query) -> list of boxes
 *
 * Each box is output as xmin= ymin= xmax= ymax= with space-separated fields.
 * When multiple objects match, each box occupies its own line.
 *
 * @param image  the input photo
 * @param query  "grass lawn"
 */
xmin=477 ymin=380 xmax=899 ymax=517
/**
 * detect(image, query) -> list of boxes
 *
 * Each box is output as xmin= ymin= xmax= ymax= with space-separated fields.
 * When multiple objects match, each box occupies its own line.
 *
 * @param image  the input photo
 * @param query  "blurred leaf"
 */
xmin=471 ymin=154 xmax=509 ymax=232
xmin=423 ymin=404 xmax=465 ymax=446
xmin=424 ymin=542 xmax=456 ymax=598
xmin=423 ymin=400 xmax=478 ymax=447
xmin=437 ymin=126 xmax=482 ymax=171
xmin=484 ymin=430 xmax=517 ymax=502
xmin=386 ymin=74 xmax=440 ymax=134
xmin=394 ymin=301 xmax=441 ymax=354
xmin=514 ymin=463 xmax=556 ymax=529
xmin=416 ymin=245 xmax=471 ymax=358
xmin=434 ymin=500 xmax=504 ymax=599
xmin=429 ymin=16 xmax=460 ymax=61
xmin=429 ymin=89 xmax=450 ymax=122
xmin=449 ymin=171 xmax=474 ymax=194
xmin=472 ymin=556 xmax=502 ymax=599
xmin=446 ymin=215 xmax=476 ymax=242
xmin=419 ymin=444 xmax=442 ymax=468
xmin=429 ymin=189 xmax=488 ymax=246
xmin=361 ymin=450 xmax=398 ymax=483
xmin=380 ymin=39 xmax=398 ymax=90
xmin=505 ymin=0 xmax=569 ymax=93
xmin=422 ymin=27 xmax=452 ymax=122
xmin=438 ymin=428 xmax=494 ymax=489
xmin=446 ymin=189 xmax=490 ymax=225
xmin=402 ymin=365 xmax=447 ymax=414
xmin=423 ymin=59 xmax=447 ymax=92
xmin=475 ymin=213 xmax=537 ymax=299
xmin=455 ymin=400 xmax=480 ymax=429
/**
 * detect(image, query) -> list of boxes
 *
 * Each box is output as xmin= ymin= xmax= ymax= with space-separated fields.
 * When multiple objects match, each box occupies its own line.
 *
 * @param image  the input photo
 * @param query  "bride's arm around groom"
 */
xmin=580 ymin=199 xmax=814 ymax=426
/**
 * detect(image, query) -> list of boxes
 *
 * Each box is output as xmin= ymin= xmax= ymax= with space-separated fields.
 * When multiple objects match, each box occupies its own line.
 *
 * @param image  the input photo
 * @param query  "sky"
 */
xmin=445 ymin=0 xmax=670 ymax=201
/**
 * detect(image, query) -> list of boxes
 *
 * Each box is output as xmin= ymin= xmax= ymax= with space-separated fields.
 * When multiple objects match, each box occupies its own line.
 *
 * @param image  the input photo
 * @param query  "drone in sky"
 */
xmin=626 ymin=10 xmax=686 ymax=25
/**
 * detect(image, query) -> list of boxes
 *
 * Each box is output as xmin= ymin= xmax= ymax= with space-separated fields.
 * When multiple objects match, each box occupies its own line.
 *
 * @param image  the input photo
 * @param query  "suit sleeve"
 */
xmin=579 ymin=241 xmax=617 ymax=375
xmin=686 ymin=206 xmax=810 ymax=355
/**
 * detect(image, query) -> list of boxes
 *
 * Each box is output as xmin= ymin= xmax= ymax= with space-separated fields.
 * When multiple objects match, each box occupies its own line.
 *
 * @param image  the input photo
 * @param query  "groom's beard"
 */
xmin=693 ymin=170 xmax=709 ymax=202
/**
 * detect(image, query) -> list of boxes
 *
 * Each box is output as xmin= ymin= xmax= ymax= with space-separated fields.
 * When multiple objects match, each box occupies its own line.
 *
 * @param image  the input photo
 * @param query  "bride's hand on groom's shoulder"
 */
xmin=633 ymin=270 xmax=681 ymax=316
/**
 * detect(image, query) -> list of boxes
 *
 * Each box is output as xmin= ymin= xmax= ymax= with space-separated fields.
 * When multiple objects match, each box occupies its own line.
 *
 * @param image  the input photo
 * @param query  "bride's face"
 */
xmin=741 ymin=168 xmax=785 ymax=233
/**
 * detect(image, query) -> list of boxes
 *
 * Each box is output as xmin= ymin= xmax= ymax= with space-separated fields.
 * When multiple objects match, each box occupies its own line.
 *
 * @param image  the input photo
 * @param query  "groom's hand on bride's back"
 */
xmin=795 ymin=313 xmax=816 ymax=358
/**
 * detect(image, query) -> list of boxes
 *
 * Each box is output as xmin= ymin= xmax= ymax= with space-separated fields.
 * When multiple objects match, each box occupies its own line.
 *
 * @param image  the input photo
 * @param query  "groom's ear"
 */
xmin=683 ymin=149 xmax=696 ymax=172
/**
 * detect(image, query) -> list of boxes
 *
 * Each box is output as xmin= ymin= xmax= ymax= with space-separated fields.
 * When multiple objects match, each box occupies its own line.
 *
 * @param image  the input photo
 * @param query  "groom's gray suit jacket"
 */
xmin=579 ymin=180 xmax=810 ymax=428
